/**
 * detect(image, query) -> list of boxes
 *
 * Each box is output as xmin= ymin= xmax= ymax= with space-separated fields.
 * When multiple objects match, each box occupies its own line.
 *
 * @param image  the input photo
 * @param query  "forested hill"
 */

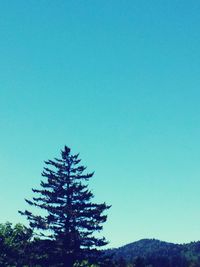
xmin=106 ymin=239 xmax=200 ymax=266
xmin=108 ymin=239 xmax=182 ymax=260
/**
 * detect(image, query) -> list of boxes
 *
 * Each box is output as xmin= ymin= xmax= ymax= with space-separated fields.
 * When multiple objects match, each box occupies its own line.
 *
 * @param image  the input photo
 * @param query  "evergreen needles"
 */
xmin=19 ymin=146 xmax=110 ymax=267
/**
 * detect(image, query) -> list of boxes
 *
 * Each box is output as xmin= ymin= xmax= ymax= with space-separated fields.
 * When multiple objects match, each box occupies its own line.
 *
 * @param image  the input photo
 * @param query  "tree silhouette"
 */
xmin=19 ymin=146 xmax=110 ymax=267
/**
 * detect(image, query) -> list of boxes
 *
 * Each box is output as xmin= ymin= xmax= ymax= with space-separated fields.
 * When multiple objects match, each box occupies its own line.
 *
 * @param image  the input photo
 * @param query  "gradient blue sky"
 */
xmin=1 ymin=0 xmax=200 ymax=248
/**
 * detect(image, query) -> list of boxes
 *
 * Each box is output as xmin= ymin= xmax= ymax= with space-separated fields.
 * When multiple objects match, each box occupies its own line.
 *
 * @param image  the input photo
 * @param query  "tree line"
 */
xmin=1 ymin=223 xmax=200 ymax=267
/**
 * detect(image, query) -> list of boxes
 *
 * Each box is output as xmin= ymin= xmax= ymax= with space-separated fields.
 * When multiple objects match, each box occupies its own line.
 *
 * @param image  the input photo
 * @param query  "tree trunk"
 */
xmin=63 ymin=255 xmax=74 ymax=267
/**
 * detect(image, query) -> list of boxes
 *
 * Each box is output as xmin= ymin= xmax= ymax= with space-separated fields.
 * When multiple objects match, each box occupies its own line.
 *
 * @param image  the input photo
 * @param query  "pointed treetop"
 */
xmin=61 ymin=145 xmax=71 ymax=159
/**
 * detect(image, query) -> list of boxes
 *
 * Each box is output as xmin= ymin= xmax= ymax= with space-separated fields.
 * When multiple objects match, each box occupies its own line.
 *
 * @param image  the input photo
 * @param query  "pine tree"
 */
xmin=19 ymin=146 xmax=110 ymax=267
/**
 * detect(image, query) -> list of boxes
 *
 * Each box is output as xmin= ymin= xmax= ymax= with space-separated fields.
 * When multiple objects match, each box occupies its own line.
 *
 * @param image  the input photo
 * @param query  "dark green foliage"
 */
xmin=19 ymin=146 xmax=110 ymax=266
xmin=109 ymin=239 xmax=182 ymax=262
xmin=118 ymin=257 xmax=127 ymax=267
xmin=0 ymin=222 xmax=32 ymax=266
xmin=106 ymin=239 xmax=200 ymax=267
xmin=2 ymin=227 xmax=200 ymax=267
xmin=133 ymin=257 xmax=146 ymax=267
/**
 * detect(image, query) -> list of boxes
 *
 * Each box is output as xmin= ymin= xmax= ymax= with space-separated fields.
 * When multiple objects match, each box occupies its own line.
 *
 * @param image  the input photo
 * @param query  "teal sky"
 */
xmin=1 ymin=1 xmax=200 ymax=248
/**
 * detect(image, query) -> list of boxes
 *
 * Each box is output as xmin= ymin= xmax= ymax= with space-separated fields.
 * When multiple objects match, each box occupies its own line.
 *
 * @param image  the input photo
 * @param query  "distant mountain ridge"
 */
xmin=106 ymin=238 xmax=200 ymax=265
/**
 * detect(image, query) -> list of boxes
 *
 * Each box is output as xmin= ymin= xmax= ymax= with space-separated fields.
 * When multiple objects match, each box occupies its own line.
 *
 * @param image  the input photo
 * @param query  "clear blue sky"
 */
xmin=0 ymin=0 xmax=200 ymax=248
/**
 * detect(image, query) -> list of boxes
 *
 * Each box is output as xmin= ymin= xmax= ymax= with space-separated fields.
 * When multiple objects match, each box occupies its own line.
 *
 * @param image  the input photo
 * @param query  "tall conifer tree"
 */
xmin=19 ymin=146 xmax=110 ymax=267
